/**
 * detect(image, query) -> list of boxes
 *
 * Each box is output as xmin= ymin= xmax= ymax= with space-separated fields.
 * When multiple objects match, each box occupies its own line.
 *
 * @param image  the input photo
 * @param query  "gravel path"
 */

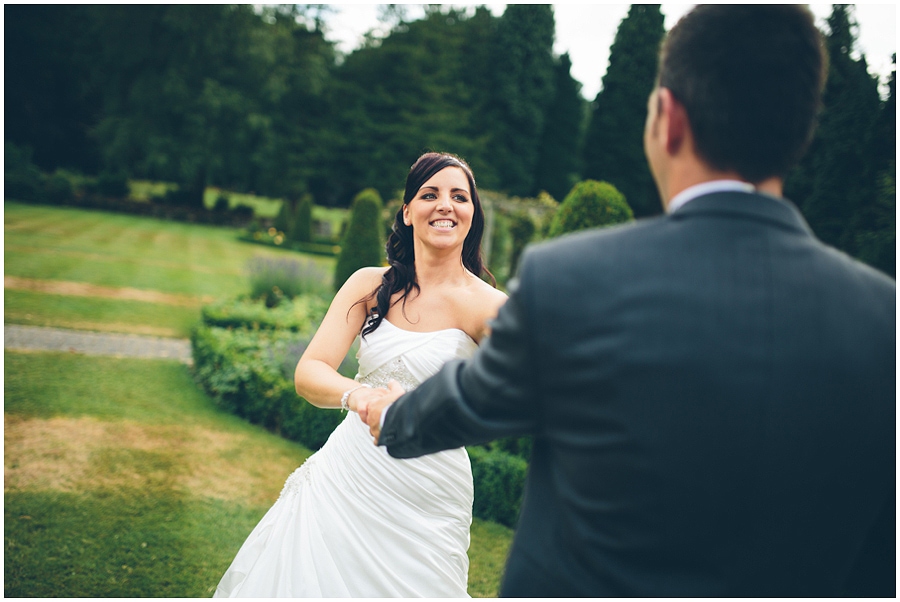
xmin=4 ymin=324 xmax=193 ymax=364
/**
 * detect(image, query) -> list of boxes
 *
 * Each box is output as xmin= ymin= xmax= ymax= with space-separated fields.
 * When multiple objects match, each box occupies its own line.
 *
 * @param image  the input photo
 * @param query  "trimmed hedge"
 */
xmin=548 ymin=179 xmax=634 ymax=237
xmin=239 ymin=232 xmax=341 ymax=257
xmin=507 ymin=210 xmax=537 ymax=278
xmin=467 ymin=446 xmax=528 ymax=527
xmin=485 ymin=435 xmax=533 ymax=461
xmin=200 ymin=295 xmax=328 ymax=332
xmin=191 ymin=325 xmax=353 ymax=450
xmin=4 ymin=144 xmax=255 ymax=227
xmin=8 ymin=187 xmax=256 ymax=227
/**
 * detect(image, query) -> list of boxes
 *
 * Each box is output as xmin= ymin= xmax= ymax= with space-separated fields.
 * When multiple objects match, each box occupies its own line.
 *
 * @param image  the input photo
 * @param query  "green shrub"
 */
xmin=507 ymin=210 xmax=537 ymax=278
xmin=334 ymin=188 xmax=385 ymax=290
xmin=483 ymin=435 xmax=533 ymax=461
xmin=4 ymin=142 xmax=44 ymax=201
xmin=467 ymin=445 xmax=527 ymax=527
xmin=487 ymin=210 xmax=512 ymax=285
xmin=247 ymin=256 xmax=330 ymax=307
xmin=191 ymin=325 xmax=346 ymax=448
xmin=548 ymin=180 xmax=634 ymax=238
xmin=231 ymin=204 xmax=254 ymax=221
xmin=201 ymin=295 xmax=329 ymax=333
xmin=383 ymin=197 xmax=403 ymax=239
xmin=92 ymin=171 xmax=130 ymax=198
xmin=290 ymin=195 xmax=314 ymax=243
xmin=273 ymin=199 xmax=291 ymax=234
xmin=536 ymin=190 xmax=559 ymax=238
xmin=43 ymin=172 xmax=74 ymax=204
xmin=213 ymin=194 xmax=230 ymax=212
xmin=154 ymin=186 xmax=198 ymax=206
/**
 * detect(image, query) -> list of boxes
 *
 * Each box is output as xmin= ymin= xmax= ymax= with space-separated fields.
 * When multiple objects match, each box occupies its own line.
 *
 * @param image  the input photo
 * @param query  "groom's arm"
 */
xmin=376 ymin=267 xmax=540 ymax=459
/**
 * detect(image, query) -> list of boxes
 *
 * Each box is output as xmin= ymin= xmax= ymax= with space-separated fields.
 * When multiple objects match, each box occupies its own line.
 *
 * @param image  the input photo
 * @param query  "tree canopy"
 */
xmin=4 ymin=4 xmax=894 ymax=277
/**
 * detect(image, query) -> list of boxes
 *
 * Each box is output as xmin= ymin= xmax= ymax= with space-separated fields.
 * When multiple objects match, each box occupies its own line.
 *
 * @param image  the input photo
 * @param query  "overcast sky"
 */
xmin=320 ymin=3 xmax=897 ymax=101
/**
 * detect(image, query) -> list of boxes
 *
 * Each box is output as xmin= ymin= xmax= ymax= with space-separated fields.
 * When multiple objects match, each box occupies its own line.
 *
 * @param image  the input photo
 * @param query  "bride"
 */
xmin=213 ymin=152 xmax=508 ymax=597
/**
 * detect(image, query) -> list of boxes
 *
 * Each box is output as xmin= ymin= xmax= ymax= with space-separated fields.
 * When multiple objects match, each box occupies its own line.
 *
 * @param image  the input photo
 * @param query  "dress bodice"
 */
xmin=355 ymin=319 xmax=478 ymax=390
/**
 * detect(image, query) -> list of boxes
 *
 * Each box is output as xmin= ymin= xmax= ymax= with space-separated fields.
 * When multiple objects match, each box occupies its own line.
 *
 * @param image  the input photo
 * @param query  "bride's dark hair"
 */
xmin=357 ymin=152 xmax=494 ymax=338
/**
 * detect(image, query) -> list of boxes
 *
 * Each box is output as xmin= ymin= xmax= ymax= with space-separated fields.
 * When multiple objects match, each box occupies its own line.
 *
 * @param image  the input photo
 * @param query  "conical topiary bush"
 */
xmin=290 ymin=194 xmax=313 ymax=243
xmin=333 ymin=188 xmax=385 ymax=291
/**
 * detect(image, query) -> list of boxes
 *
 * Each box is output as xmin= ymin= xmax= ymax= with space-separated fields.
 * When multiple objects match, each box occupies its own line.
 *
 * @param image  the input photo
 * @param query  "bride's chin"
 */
xmin=414 ymin=237 xmax=465 ymax=254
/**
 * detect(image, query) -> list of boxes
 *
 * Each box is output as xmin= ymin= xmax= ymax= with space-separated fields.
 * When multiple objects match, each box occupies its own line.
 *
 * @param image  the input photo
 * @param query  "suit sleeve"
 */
xmin=379 ymin=253 xmax=541 ymax=458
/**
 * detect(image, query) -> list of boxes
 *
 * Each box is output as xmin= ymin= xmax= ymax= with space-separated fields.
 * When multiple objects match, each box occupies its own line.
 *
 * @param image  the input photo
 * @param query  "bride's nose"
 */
xmin=437 ymin=195 xmax=452 ymax=212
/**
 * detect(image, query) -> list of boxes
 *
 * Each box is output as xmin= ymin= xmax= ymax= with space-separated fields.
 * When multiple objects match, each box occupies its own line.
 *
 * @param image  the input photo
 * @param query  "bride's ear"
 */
xmin=402 ymin=205 xmax=411 ymax=227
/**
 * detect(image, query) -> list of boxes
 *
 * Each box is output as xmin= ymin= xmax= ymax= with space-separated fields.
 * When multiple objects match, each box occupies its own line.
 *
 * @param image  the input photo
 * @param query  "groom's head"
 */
xmin=646 ymin=5 xmax=826 ymax=194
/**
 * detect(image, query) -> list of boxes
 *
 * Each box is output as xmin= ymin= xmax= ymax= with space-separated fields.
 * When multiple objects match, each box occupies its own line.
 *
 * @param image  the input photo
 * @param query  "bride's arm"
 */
xmin=294 ymin=266 xmax=387 ymax=410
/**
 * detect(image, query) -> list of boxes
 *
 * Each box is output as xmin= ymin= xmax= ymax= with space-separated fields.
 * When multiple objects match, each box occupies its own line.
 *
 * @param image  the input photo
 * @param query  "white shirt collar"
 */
xmin=666 ymin=180 xmax=756 ymax=214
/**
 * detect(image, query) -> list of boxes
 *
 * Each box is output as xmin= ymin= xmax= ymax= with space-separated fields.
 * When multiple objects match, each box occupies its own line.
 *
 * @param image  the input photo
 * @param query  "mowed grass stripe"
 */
xmin=5 ymin=244 xmax=243 ymax=276
xmin=5 ymin=276 xmax=213 ymax=307
xmin=4 ymin=289 xmax=199 ymax=338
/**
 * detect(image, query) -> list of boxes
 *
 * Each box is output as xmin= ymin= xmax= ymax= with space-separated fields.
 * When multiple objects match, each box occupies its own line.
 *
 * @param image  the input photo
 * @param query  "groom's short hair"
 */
xmin=658 ymin=5 xmax=827 ymax=183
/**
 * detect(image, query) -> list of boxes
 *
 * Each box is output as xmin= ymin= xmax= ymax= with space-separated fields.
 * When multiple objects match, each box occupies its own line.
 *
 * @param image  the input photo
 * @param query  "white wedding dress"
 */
xmin=214 ymin=319 xmax=477 ymax=598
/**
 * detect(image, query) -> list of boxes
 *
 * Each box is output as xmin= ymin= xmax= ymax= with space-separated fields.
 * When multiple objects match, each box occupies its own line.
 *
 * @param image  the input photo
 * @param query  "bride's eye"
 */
xmin=453 ymin=194 xmax=469 ymax=203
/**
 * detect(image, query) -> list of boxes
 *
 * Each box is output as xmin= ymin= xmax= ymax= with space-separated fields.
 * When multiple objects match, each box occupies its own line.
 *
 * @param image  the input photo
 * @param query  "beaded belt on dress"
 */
xmin=356 ymin=357 xmax=421 ymax=393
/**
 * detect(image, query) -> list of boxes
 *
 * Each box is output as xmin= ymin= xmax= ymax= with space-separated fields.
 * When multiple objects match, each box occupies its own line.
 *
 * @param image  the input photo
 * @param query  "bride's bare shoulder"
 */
xmin=342 ymin=266 xmax=389 ymax=293
xmin=470 ymin=276 xmax=508 ymax=312
xmin=462 ymin=275 xmax=508 ymax=340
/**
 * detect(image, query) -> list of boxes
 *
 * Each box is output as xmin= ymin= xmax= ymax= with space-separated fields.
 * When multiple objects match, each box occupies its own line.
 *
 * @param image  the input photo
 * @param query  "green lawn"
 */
xmin=4 ymin=352 xmax=513 ymax=597
xmin=4 ymin=201 xmax=335 ymax=336
xmin=4 ymin=201 xmax=335 ymax=299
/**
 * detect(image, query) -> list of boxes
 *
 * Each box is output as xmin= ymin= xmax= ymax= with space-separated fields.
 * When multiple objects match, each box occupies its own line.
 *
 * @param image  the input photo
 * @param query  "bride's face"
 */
xmin=403 ymin=166 xmax=474 ymax=252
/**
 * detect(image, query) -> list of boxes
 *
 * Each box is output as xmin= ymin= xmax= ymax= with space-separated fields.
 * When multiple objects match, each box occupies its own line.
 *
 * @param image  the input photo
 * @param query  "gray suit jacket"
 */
xmin=379 ymin=191 xmax=895 ymax=596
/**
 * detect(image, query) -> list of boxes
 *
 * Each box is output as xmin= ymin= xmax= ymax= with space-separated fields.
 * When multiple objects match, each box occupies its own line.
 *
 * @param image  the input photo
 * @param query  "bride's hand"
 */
xmin=348 ymin=385 xmax=385 ymax=419
xmin=364 ymin=381 xmax=406 ymax=444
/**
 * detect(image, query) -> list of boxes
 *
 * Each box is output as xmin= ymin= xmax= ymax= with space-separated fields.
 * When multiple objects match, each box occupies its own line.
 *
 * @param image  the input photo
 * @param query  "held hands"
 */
xmin=355 ymin=381 xmax=406 ymax=445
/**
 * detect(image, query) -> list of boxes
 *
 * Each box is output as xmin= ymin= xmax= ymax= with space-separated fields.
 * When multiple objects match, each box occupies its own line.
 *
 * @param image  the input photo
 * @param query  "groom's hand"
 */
xmin=363 ymin=380 xmax=406 ymax=444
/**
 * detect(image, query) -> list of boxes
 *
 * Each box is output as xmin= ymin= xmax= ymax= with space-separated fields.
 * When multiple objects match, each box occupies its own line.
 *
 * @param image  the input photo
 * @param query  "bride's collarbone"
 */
xmin=384 ymin=298 xmax=471 ymax=334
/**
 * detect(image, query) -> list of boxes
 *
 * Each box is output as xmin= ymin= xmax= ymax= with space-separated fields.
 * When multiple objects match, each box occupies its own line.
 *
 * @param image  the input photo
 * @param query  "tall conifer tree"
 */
xmin=582 ymin=4 xmax=664 ymax=218
xmin=785 ymin=5 xmax=881 ymax=257
xmin=533 ymin=53 xmax=585 ymax=200
xmin=487 ymin=4 xmax=557 ymax=196
xmin=852 ymin=56 xmax=895 ymax=276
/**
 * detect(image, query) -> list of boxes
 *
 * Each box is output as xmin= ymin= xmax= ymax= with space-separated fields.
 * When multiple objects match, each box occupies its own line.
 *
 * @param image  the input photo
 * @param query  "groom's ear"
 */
xmin=658 ymin=87 xmax=689 ymax=156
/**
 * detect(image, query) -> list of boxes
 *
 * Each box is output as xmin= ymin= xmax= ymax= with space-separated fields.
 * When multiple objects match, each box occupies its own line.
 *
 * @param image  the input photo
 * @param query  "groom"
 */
xmin=363 ymin=5 xmax=895 ymax=597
